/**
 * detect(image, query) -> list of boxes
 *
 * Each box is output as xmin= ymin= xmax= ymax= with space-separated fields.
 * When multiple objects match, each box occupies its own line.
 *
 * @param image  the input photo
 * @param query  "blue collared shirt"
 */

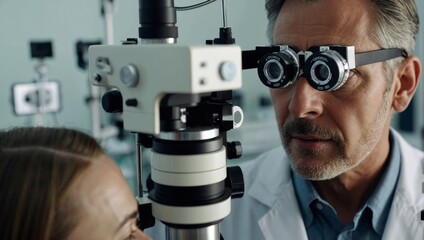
xmin=292 ymin=133 xmax=401 ymax=240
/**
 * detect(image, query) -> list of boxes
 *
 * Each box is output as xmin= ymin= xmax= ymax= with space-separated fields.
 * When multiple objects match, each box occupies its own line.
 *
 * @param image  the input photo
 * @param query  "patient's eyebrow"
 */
xmin=116 ymin=210 xmax=138 ymax=232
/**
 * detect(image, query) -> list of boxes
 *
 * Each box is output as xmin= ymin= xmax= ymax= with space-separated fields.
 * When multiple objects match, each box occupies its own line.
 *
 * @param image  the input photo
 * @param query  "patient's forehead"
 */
xmin=67 ymin=155 xmax=137 ymax=239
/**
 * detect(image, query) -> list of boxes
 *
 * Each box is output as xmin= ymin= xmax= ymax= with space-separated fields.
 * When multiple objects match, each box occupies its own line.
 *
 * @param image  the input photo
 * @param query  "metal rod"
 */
xmin=90 ymin=0 xmax=115 ymax=140
xmin=102 ymin=0 xmax=114 ymax=45
xmin=33 ymin=60 xmax=48 ymax=126
xmin=136 ymin=134 xmax=144 ymax=197
xmin=88 ymin=73 xmax=102 ymax=139
xmin=221 ymin=0 xmax=228 ymax=28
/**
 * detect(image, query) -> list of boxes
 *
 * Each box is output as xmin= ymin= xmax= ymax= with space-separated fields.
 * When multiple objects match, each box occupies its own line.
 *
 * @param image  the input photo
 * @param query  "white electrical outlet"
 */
xmin=12 ymin=81 xmax=61 ymax=115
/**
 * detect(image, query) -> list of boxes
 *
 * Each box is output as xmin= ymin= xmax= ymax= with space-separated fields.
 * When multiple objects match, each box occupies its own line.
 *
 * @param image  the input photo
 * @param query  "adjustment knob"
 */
xmin=120 ymin=64 xmax=139 ymax=87
xmin=102 ymin=90 xmax=123 ymax=113
xmin=219 ymin=61 xmax=237 ymax=81
xmin=126 ymin=98 xmax=138 ymax=107
xmin=226 ymin=166 xmax=244 ymax=199
xmin=227 ymin=141 xmax=243 ymax=159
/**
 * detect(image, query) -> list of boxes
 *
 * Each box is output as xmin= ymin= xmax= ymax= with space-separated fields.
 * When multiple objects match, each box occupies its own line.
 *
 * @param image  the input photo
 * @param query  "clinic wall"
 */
xmin=0 ymin=0 xmax=103 ymax=131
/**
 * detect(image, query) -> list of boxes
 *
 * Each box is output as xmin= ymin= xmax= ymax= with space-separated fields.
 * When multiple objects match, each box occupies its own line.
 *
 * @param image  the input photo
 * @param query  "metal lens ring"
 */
xmin=310 ymin=60 xmax=332 ymax=85
xmin=257 ymin=47 xmax=299 ymax=88
xmin=264 ymin=58 xmax=284 ymax=83
xmin=304 ymin=50 xmax=350 ymax=91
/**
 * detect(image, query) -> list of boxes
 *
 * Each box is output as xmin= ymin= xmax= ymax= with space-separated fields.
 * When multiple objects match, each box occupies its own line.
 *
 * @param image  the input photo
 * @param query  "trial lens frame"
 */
xmin=242 ymin=45 xmax=407 ymax=91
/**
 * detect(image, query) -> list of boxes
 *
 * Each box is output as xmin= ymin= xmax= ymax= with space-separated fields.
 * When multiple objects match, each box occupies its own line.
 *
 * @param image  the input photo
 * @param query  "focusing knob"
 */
xmin=227 ymin=141 xmax=243 ymax=159
xmin=226 ymin=166 xmax=244 ymax=199
xmin=102 ymin=90 xmax=123 ymax=113
xmin=120 ymin=64 xmax=139 ymax=87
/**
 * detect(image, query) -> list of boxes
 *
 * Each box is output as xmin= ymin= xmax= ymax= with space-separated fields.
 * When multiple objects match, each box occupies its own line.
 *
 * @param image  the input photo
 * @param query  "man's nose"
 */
xmin=288 ymin=77 xmax=324 ymax=119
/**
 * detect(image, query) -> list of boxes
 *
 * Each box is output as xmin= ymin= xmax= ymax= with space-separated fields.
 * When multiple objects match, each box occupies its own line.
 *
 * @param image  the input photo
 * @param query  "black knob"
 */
xmin=102 ymin=90 xmax=123 ymax=113
xmin=227 ymin=141 xmax=243 ymax=159
xmin=138 ymin=133 xmax=154 ymax=148
xmin=137 ymin=202 xmax=155 ymax=230
xmin=226 ymin=166 xmax=244 ymax=199
xmin=126 ymin=98 xmax=138 ymax=107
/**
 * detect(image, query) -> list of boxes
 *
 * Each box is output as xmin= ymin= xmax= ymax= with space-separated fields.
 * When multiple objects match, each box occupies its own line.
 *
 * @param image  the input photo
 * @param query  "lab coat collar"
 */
xmin=258 ymin=182 xmax=308 ymax=239
xmin=247 ymin=129 xmax=424 ymax=209
xmin=382 ymin=129 xmax=424 ymax=239
xmin=247 ymin=146 xmax=309 ymax=239
xmin=390 ymin=129 xmax=423 ymax=206
xmin=247 ymin=146 xmax=292 ymax=208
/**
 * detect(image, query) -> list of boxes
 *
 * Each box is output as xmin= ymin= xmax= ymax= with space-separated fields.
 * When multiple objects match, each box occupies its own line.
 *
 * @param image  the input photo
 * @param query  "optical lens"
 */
xmin=265 ymin=60 xmax=283 ymax=82
xmin=257 ymin=47 xmax=300 ymax=88
xmin=314 ymin=64 xmax=330 ymax=81
xmin=304 ymin=48 xmax=351 ymax=91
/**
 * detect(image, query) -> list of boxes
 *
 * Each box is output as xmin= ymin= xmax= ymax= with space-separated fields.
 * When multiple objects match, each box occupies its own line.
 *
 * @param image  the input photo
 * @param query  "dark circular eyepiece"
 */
xmin=139 ymin=0 xmax=178 ymax=39
xmin=313 ymin=64 xmax=331 ymax=81
xmin=304 ymin=50 xmax=349 ymax=91
xmin=257 ymin=48 xmax=299 ymax=88
xmin=264 ymin=59 xmax=284 ymax=82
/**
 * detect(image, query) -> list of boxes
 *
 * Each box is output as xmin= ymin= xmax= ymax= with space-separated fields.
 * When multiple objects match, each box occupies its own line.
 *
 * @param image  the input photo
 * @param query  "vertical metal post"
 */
xmin=221 ymin=0 xmax=228 ymax=28
xmin=33 ymin=60 xmax=48 ymax=126
xmin=91 ymin=0 xmax=115 ymax=140
xmin=102 ymin=0 xmax=115 ymax=45
xmin=135 ymin=134 xmax=144 ymax=197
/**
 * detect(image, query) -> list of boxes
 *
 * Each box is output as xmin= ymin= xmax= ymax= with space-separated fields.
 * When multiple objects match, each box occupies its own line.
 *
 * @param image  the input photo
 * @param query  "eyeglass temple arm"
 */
xmin=355 ymin=48 xmax=407 ymax=68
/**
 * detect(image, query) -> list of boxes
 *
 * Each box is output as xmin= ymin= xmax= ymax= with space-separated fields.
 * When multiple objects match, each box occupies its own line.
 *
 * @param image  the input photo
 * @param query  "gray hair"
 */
xmin=265 ymin=0 xmax=419 ymax=83
xmin=264 ymin=0 xmax=284 ymax=44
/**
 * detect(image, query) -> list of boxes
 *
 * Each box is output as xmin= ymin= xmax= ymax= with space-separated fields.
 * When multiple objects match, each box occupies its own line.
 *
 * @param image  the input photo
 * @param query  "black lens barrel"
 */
xmin=304 ymin=51 xmax=346 ymax=91
xmin=258 ymin=51 xmax=299 ymax=88
xmin=139 ymin=0 xmax=178 ymax=39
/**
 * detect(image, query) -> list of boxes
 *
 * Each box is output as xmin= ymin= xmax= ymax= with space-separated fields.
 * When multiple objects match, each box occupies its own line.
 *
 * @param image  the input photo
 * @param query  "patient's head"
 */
xmin=0 ymin=127 xmax=150 ymax=240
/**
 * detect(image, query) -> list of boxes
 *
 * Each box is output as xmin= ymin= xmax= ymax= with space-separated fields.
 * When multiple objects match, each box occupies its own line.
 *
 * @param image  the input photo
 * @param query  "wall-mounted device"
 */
xmin=12 ymin=40 xmax=61 ymax=126
xmin=30 ymin=41 xmax=53 ymax=59
xmin=12 ymin=81 xmax=61 ymax=115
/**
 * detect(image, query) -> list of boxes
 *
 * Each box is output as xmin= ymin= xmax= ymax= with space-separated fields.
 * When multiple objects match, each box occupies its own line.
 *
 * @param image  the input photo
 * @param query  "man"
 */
xmin=220 ymin=0 xmax=423 ymax=239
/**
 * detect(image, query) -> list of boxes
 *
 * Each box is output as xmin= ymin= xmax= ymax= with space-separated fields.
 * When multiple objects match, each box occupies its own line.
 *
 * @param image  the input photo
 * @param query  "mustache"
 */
xmin=282 ymin=119 xmax=341 ymax=142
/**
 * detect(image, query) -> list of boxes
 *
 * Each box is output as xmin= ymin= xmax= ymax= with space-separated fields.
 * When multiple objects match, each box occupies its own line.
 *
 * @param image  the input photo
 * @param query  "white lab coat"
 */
xmin=220 ymin=129 xmax=424 ymax=240
xmin=146 ymin=130 xmax=424 ymax=240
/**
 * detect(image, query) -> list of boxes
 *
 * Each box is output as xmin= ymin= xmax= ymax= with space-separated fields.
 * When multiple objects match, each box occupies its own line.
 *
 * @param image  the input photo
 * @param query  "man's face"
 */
xmin=271 ymin=0 xmax=395 ymax=180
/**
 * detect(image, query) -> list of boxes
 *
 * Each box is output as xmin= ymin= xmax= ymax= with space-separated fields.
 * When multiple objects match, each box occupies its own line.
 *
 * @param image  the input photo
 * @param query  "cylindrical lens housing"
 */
xmin=304 ymin=50 xmax=350 ymax=91
xmin=257 ymin=47 xmax=299 ymax=88
xmin=139 ymin=0 xmax=178 ymax=40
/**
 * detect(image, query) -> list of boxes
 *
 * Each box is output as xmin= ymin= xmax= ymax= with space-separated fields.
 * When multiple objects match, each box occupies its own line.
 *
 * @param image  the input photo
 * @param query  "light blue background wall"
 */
xmin=0 ymin=0 xmax=423 ymax=149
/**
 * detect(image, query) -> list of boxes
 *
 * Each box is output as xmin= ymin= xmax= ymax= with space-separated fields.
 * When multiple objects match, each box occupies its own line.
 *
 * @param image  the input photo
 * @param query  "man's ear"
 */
xmin=392 ymin=56 xmax=421 ymax=112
